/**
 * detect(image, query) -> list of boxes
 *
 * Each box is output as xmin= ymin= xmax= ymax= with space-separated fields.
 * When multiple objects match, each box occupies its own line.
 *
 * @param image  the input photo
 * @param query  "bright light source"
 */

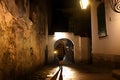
xmin=53 ymin=50 xmax=58 ymax=54
xmin=54 ymin=32 xmax=66 ymax=40
xmin=80 ymin=0 xmax=89 ymax=9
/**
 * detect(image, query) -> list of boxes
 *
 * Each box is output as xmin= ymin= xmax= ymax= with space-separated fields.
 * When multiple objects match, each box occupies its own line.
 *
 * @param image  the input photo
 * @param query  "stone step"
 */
xmin=112 ymin=69 xmax=120 ymax=80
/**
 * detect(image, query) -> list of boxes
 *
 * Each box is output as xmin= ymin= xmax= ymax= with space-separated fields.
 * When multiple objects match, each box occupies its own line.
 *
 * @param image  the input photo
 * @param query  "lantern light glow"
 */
xmin=79 ymin=0 xmax=89 ymax=9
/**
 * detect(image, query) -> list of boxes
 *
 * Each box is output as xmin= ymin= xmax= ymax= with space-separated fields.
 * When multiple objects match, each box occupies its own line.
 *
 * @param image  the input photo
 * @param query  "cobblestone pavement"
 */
xmin=26 ymin=64 xmax=117 ymax=80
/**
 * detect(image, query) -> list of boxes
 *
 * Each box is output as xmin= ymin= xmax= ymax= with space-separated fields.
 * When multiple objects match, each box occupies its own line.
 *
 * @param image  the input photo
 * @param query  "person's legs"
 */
xmin=58 ymin=56 xmax=64 ymax=69
xmin=58 ymin=60 xmax=63 ymax=69
xmin=60 ymin=60 xmax=63 ymax=66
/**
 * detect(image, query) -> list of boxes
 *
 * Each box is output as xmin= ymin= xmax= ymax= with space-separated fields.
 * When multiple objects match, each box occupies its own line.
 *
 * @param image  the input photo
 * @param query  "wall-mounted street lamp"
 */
xmin=79 ymin=0 xmax=89 ymax=9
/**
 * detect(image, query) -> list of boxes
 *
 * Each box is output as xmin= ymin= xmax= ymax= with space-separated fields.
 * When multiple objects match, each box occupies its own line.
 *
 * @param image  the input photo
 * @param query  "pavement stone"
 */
xmin=24 ymin=64 xmax=117 ymax=80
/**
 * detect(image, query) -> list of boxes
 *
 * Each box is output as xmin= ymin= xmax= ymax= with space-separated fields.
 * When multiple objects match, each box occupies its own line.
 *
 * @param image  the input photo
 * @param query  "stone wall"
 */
xmin=0 ymin=0 xmax=48 ymax=80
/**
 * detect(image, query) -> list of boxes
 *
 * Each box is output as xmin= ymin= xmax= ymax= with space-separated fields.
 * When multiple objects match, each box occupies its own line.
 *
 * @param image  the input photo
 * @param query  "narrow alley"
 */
xmin=1 ymin=0 xmax=120 ymax=80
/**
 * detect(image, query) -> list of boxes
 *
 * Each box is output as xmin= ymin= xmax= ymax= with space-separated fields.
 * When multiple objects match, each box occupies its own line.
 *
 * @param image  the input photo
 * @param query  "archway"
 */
xmin=54 ymin=38 xmax=74 ymax=64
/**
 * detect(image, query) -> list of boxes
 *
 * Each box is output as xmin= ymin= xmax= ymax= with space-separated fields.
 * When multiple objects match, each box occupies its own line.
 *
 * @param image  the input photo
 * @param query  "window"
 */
xmin=97 ymin=2 xmax=107 ymax=38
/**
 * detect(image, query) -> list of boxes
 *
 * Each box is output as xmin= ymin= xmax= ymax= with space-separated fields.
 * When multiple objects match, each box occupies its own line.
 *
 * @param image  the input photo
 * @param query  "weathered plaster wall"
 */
xmin=81 ymin=37 xmax=91 ymax=63
xmin=91 ymin=0 xmax=120 ymax=68
xmin=74 ymin=36 xmax=90 ymax=64
xmin=74 ymin=36 xmax=82 ymax=63
xmin=0 ymin=0 xmax=48 ymax=80
xmin=48 ymin=35 xmax=55 ymax=63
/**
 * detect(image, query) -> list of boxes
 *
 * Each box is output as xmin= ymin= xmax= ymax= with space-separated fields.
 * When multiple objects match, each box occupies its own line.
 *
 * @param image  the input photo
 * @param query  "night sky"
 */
xmin=49 ymin=0 xmax=91 ymax=37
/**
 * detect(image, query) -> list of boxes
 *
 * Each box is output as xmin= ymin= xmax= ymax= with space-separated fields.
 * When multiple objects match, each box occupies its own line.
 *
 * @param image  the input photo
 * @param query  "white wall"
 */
xmin=91 ymin=0 xmax=120 ymax=67
xmin=91 ymin=0 xmax=120 ymax=55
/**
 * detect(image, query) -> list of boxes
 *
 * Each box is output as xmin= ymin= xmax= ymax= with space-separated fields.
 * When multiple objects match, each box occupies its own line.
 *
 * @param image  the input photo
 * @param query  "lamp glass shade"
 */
xmin=80 ymin=0 xmax=89 ymax=9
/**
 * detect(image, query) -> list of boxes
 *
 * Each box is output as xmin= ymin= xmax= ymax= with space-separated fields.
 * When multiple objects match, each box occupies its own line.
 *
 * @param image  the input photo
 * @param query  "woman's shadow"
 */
xmin=50 ymin=67 xmax=63 ymax=80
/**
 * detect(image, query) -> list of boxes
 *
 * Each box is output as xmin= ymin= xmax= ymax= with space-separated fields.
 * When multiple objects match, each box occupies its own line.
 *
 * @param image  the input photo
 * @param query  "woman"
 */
xmin=55 ymin=40 xmax=66 ymax=69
